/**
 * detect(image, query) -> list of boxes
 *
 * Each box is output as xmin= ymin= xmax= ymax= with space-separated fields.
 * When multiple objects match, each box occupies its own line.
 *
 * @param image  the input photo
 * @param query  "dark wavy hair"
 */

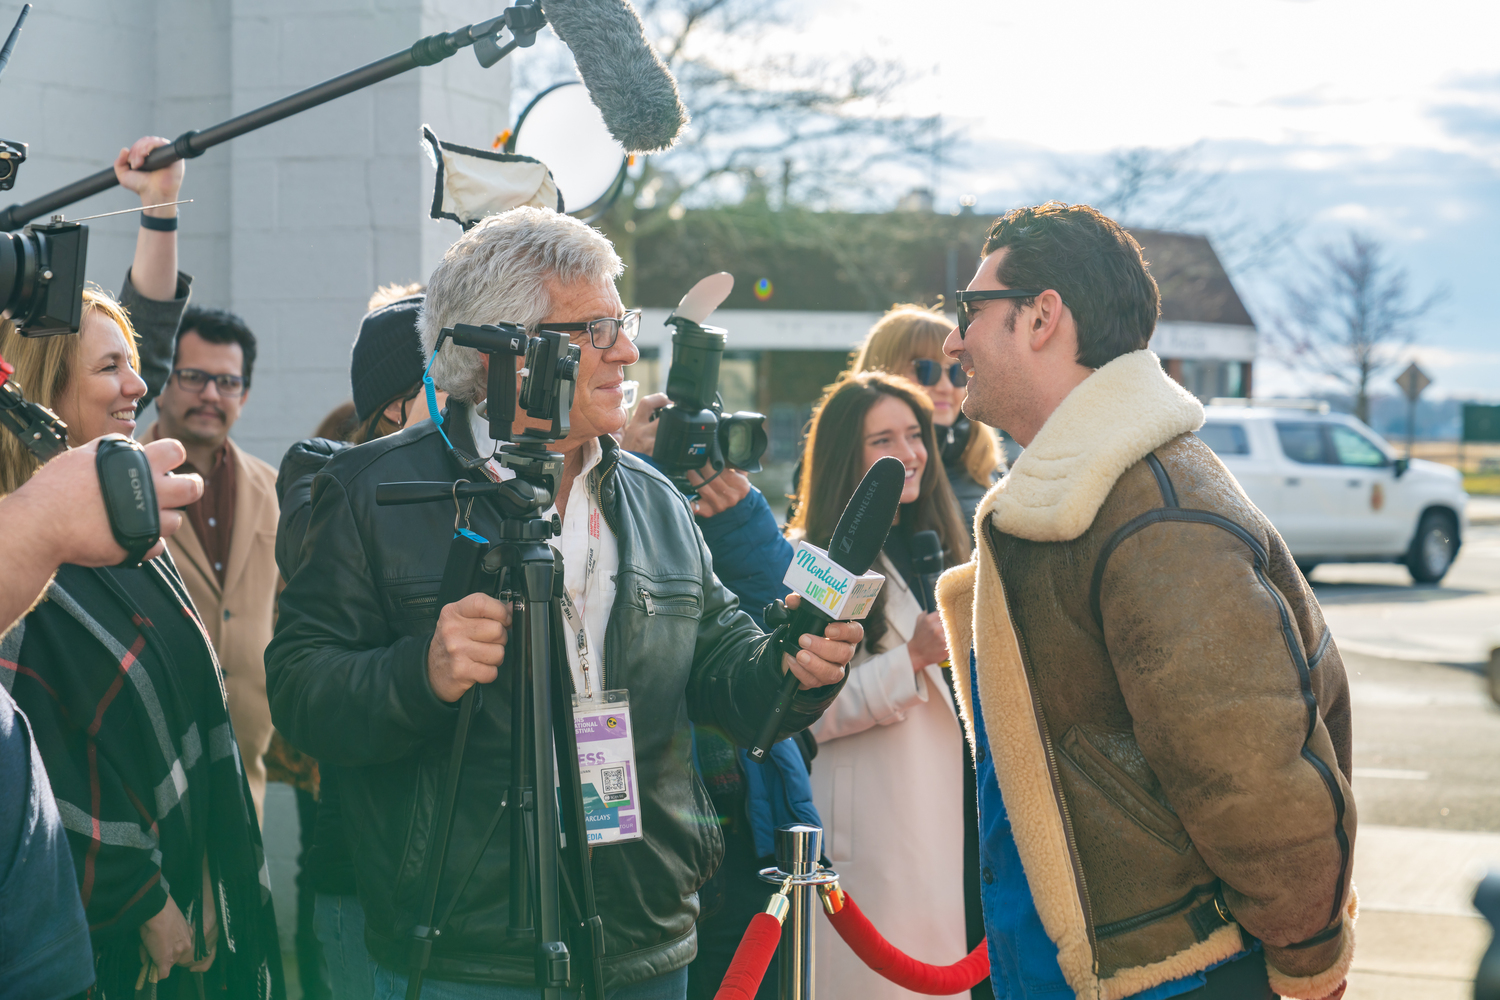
xmin=982 ymin=202 xmax=1160 ymax=369
xmin=789 ymin=371 xmax=970 ymax=651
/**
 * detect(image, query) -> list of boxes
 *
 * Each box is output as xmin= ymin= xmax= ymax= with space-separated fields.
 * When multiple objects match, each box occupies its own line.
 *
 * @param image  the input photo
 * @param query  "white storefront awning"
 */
xmin=635 ymin=310 xmax=1257 ymax=363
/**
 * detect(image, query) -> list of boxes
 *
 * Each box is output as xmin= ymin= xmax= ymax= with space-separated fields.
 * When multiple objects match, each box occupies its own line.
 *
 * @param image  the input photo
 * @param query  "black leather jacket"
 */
xmin=265 ymin=405 xmax=840 ymax=986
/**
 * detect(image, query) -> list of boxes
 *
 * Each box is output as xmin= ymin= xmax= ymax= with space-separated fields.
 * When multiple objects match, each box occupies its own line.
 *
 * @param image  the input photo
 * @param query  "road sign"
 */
xmin=1464 ymin=403 xmax=1500 ymax=444
xmin=1396 ymin=363 xmax=1432 ymax=402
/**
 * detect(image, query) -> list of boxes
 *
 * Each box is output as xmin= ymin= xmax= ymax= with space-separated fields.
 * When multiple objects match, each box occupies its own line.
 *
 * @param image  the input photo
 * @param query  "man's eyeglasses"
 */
xmin=912 ymin=359 xmax=967 ymax=389
xmin=171 ymin=368 xmax=247 ymax=397
xmin=954 ymin=288 xmax=1045 ymax=339
xmin=539 ymin=308 xmax=642 ymax=349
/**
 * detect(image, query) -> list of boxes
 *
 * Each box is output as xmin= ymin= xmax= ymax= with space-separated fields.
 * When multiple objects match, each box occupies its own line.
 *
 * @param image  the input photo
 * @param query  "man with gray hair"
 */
xmin=267 ymin=207 xmax=861 ymax=1000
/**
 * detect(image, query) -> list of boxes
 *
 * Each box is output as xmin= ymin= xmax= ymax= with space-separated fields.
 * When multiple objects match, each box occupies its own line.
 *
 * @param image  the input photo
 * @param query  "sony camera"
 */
xmin=650 ymin=273 xmax=768 ymax=490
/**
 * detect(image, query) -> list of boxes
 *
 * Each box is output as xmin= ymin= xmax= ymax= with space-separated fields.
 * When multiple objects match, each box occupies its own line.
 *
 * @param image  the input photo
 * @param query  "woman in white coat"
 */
xmin=788 ymin=371 xmax=973 ymax=999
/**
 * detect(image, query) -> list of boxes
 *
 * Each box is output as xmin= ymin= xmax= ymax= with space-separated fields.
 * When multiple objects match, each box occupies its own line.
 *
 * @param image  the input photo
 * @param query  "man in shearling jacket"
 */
xmin=936 ymin=203 xmax=1355 ymax=1000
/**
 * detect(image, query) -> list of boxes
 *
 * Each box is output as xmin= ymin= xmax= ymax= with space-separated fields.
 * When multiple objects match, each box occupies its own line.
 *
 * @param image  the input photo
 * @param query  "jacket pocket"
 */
xmin=632 ymin=584 xmax=702 ymax=619
xmin=1059 ymin=725 xmax=1190 ymax=854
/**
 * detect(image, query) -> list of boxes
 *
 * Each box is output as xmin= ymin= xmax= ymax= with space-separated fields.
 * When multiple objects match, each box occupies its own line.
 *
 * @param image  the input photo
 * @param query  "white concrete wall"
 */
xmin=1 ymin=0 xmax=511 ymax=464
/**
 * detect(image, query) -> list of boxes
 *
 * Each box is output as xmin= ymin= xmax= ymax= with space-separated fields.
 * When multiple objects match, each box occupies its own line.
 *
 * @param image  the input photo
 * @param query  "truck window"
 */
xmin=1275 ymin=422 xmax=1332 ymax=465
xmin=1329 ymin=425 xmax=1388 ymax=467
xmin=1196 ymin=423 xmax=1250 ymax=456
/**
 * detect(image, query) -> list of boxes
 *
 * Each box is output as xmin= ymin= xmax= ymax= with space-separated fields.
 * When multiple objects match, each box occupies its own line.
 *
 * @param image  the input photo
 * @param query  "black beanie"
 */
xmin=350 ymin=294 xmax=425 ymax=422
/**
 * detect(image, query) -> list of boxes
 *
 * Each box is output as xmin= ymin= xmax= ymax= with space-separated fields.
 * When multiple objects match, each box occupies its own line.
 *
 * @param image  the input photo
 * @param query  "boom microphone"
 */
xmin=541 ymin=0 xmax=689 ymax=153
xmin=748 ymin=456 xmax=906 ymax=760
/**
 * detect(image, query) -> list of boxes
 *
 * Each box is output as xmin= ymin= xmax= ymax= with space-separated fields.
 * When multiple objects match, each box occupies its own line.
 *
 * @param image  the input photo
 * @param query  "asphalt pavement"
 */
xmin=1309 ymin=521 xmax=1500 ymax=997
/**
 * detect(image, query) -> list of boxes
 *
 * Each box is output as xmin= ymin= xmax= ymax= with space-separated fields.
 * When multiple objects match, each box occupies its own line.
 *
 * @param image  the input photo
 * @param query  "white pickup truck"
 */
xmin=1198 ymin=401 xmax=1468 ymax=583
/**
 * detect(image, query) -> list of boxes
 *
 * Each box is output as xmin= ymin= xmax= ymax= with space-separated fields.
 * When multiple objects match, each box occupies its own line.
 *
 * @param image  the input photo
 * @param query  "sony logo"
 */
xmin=128 ymin=466 xmax=146 ymax=511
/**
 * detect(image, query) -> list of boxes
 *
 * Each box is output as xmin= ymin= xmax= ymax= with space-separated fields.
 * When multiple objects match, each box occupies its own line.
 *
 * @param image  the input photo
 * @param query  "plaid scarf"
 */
xmin=2 ymin=555 xmax=284 ymax=999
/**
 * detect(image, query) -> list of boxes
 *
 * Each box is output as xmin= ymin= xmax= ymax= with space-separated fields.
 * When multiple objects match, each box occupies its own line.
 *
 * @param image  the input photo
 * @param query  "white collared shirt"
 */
xmin=467 ymin=406 xmax=618 ymax=696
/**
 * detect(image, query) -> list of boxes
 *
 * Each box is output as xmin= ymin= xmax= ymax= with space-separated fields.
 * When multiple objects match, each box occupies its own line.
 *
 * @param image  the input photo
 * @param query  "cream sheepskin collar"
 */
xmin=978 ymin=349 xmax=1204 ymax=543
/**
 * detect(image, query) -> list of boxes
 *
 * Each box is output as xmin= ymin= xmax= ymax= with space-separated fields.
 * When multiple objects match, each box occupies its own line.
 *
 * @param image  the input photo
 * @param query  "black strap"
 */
xmin=139 ymin=213 xmax=178 ymax=231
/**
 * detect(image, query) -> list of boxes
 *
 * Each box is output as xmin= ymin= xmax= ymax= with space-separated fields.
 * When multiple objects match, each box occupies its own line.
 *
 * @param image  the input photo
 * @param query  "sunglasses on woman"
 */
xmin=912 ymin=358 xmax=967 ymax=389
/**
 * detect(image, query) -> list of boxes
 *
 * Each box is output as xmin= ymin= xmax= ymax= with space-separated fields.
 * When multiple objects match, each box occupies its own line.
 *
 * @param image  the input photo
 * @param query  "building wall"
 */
xmin=1 ymin=0 xmax=511 ymax=464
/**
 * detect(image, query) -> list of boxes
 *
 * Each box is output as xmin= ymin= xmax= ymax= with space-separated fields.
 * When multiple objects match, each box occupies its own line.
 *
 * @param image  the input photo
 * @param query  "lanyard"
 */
xmin=558 ymin=472 xmax=605 ymax=700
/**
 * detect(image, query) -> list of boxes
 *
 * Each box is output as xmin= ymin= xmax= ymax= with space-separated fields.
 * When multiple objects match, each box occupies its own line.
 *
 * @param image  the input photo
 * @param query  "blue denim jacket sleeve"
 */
xmin=629 ymin=452 xmax=794 ymax=630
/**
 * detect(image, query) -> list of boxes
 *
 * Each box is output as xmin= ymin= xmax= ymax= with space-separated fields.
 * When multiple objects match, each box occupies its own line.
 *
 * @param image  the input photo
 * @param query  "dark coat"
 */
xmin=265 ymin=406 xmax=843 ymax=987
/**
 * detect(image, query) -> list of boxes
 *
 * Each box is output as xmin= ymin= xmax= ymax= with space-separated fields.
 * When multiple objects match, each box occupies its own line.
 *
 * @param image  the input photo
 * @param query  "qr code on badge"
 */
xmin=601 ymin=765 xmax=628 ymax=801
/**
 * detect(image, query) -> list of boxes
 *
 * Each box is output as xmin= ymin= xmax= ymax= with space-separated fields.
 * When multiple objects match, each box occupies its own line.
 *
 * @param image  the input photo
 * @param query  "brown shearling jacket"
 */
xmin=937 ymin=350 xmax=1356 ymax=1000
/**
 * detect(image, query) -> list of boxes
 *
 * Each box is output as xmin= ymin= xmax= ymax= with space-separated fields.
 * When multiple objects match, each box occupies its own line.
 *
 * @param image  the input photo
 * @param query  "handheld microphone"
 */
xmin=748 ymin=456 xmax=906 ymax=760
xmin=540 ymin=0 xmax=690 ymax=153
xmin=911 ymin=529 xmax=944 ymax=614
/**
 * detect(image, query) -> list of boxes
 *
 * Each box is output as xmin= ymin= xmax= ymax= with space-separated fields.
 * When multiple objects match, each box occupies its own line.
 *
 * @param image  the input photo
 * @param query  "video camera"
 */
xmin=650 ymin=273 xmax=768 ymax=492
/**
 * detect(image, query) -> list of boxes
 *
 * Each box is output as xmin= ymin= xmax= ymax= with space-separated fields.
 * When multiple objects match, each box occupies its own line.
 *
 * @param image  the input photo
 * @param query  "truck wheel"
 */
xmin=1406 ymin=509 xmax=1458 ymax=584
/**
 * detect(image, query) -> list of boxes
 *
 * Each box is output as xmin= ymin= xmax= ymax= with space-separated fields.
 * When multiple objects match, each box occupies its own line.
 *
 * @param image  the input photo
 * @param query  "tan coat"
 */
xmin=154 ymin=429 xmax=281 ymax=822
xmin=936 ymin=351 xmax=1356 ymax=1000
xmin=809 ymin=556 xmax=968 ymax=1000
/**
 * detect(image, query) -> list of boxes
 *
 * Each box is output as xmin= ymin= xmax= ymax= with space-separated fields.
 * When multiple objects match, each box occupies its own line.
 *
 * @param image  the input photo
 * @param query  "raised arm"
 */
xmin=113 ymin=136 xmax=192 ymax=407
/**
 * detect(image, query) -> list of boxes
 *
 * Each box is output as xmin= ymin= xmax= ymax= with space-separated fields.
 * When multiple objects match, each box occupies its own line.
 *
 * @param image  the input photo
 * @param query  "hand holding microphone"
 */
xmin=909 ymin=528 xmax=951 ymax=672
xmin=749 ymin=456 xmax=907 ymax=759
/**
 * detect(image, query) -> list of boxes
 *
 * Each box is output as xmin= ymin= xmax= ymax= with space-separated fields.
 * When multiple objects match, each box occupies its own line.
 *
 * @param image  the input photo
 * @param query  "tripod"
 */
xmin=375 ymin=328 xmax=604 ymax=1000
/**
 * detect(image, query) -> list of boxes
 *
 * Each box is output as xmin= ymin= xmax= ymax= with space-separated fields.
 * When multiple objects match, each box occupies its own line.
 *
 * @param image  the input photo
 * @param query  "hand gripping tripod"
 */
xmin=377 ymin=327 xmax=605 ymax=1000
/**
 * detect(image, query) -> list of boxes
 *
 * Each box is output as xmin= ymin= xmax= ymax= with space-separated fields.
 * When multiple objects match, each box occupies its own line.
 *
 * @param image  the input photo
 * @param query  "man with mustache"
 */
xmin=148 ymin=307 xmax=281 ymax=823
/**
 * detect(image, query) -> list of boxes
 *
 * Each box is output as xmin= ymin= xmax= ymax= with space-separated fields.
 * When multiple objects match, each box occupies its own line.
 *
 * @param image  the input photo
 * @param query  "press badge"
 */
xmin=569 ymin=690 xmax=642 ymax=845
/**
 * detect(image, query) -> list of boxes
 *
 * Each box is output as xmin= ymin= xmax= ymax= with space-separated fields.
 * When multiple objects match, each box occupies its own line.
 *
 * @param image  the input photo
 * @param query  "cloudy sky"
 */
xmin=521 ymin=0 xmax=1498 ymax=401
xmin=762 ymin=0 xmax=1500 ymax=400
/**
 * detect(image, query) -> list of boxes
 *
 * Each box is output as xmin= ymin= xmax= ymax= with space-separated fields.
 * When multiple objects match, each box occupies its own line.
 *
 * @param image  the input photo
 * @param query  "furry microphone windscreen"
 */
xmin=541 ymin=0 xmax=690 ymax=154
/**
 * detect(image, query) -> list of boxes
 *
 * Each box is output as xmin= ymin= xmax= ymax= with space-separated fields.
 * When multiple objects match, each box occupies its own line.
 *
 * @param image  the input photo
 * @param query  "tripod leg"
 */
xmin=523 ymin=557 xmax=569 ymax=999
xmin=405 ymin=533 xmax=489 ymax=1000
xmin=507 ymin=592 xmax=535 ymax=942
xmin=550 ymin=601 xmax=609 ymax=1000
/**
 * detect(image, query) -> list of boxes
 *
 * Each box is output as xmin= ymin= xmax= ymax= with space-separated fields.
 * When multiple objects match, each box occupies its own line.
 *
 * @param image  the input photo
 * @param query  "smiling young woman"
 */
xmin=787 ymin=370 xmax=973 ymax=1000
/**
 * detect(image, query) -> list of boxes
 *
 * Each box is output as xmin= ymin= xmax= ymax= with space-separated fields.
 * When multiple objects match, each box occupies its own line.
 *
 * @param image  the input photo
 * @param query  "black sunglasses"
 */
xmin=954 ymin=288 xmax=1045 ymax=339
xmin=912 ymin=359 xmax=967 ymax=389
xmin=539 ymin=308 xmax=642 ymax=349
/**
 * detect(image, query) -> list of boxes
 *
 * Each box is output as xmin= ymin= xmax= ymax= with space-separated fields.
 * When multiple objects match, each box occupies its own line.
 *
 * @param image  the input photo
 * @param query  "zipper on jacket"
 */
xmin=640 ymin=588 xmax=657 ymax=615
xmin=986 ymin=528 xmax=1100 ymax=973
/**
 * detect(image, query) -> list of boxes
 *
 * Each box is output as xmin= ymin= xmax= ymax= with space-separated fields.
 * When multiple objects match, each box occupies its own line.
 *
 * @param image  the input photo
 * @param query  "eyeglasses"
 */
xmin=539 ymin=308 xmax=642 ymax=349
xmin=954 ymin=288 xmax=1046 ymax=339
xmin=912 ymin=359 xmax=967 ymax=389
xmin=171 ymin=368 xmax=246 ymax=397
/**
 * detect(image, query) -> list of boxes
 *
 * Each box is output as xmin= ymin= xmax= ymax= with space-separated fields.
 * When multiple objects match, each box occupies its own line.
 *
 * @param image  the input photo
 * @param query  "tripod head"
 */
xmin=378 ymin=325 xmax=581 ymax=522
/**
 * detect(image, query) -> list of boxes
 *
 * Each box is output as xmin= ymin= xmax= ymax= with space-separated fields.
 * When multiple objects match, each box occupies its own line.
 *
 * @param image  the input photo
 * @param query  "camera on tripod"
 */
xmin=650 ymin=272 xmax=768 ymax=491
xmin=376 ymin=324 xmax=611 ymax=1000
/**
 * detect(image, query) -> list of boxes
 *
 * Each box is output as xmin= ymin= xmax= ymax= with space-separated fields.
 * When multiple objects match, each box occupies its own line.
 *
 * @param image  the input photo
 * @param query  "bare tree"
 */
xmin=1273 ymin=232 xmax=1444 ymax=423
xmin=513 ymin=0 xmax=943 ymax=301
xmin=1043 ymin=144 xmax=1298 ymax=277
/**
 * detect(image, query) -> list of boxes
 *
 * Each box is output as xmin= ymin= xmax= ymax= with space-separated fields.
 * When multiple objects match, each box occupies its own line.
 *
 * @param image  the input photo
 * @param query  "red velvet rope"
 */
xmin=713 ymin=911 xmax=784 ymax=1000
xmin=824 ymin=892 xmax=990 ymax=995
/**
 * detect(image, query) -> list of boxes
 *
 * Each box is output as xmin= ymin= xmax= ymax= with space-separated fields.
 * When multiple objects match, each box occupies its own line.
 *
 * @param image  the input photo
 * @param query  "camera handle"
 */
xmin=0 ymin=2 xmax=547 ymax=230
